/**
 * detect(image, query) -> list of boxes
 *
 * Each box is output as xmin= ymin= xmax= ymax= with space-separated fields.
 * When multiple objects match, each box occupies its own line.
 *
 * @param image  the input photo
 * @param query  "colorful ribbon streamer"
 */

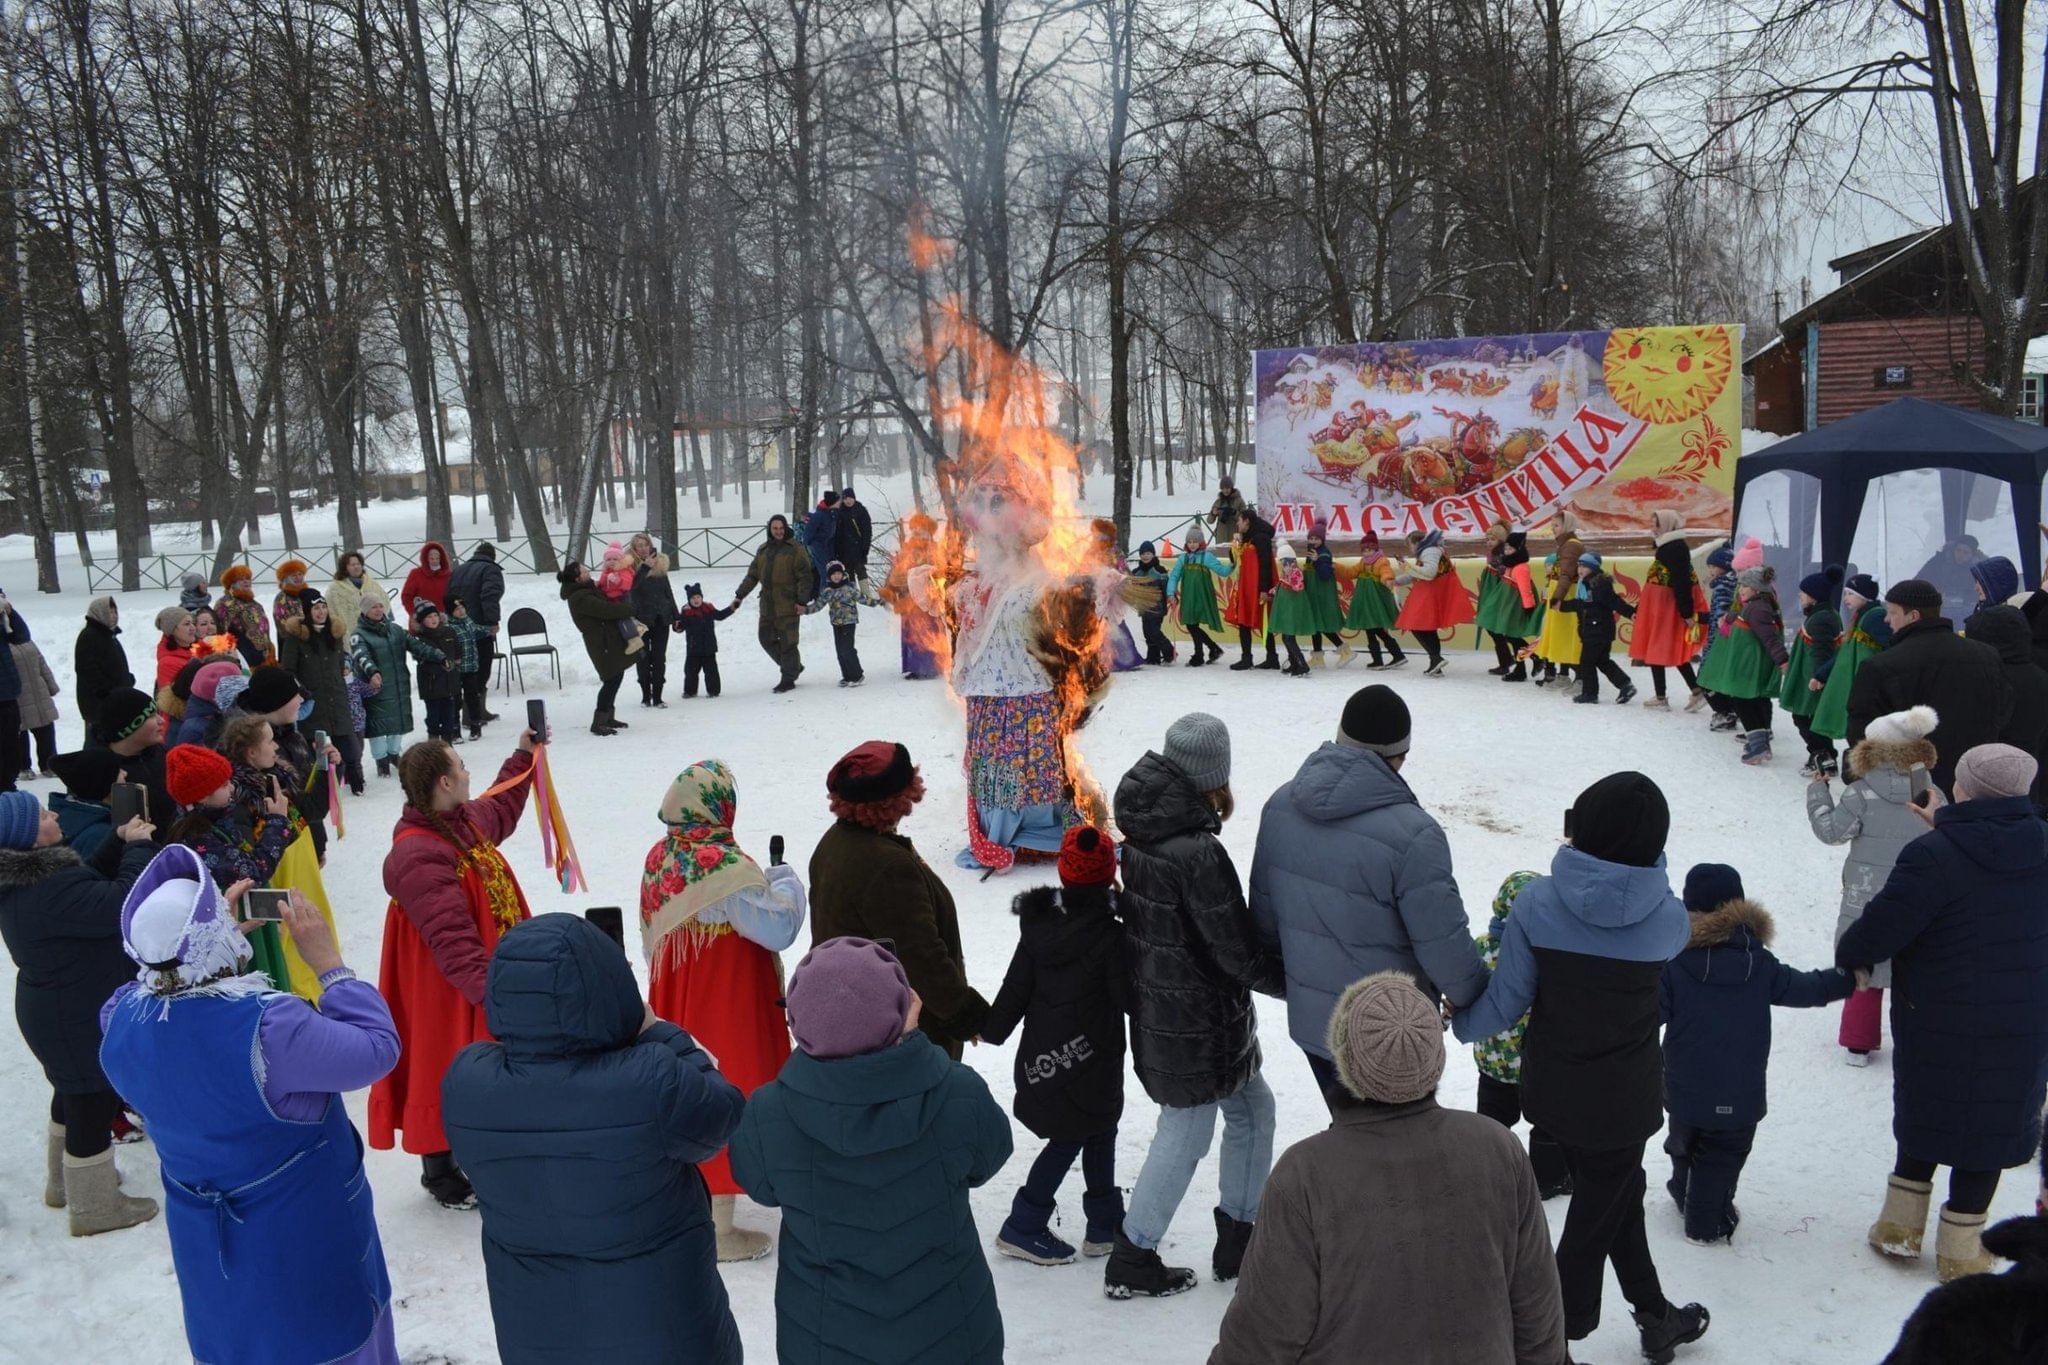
xmin=479 ymin=745 xmax=585 ymax=894
xmin=326 ymin=763 xmax=345 ymax=839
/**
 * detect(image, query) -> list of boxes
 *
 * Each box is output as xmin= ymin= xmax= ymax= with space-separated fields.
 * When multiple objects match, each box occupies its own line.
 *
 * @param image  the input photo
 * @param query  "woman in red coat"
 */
xmin=399 ymin=542 xmax=453 ymax=623
xmin=641 ymin=759 xmax=807 ymax=1260
xmin=369 ymin=730 xmax=535 ymax=1208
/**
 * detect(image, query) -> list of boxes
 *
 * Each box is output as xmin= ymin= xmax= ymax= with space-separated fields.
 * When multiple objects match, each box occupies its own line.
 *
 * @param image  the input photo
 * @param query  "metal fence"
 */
xmin=87 ymin=513 xmax=1212 ymax=594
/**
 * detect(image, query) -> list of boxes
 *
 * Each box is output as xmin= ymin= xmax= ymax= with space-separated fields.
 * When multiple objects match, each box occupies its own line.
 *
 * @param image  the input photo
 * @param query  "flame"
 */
xmin=882 ymin=268 xmax=1114 ymax=835
xmin=907 ymin=204 xmax=953 ymax=272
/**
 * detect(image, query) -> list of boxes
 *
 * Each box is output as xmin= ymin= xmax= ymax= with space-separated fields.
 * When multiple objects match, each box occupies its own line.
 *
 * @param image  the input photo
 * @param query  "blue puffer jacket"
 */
xmin=729 ymin=1032 xmax=1011 ymax=1364
xmin=50 ymin=792 xmax=113 ymax=858
xmin=441 ymin=914 xmax=746 ymax=1365
xmin=1837 ymin=796 xmax=2048 ymax=1171
xmin=1250 ymin=743 xmax=1487 ymax=1056
xmin=1660 ymin=898 xmax=1851 ymax=1129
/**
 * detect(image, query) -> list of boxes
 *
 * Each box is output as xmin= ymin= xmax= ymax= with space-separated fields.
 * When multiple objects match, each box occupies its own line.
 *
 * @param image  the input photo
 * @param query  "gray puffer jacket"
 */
xmin=1805 ymin=735 xmax=1940 ymax=990
xmin=1249 ymin=743 xmax=1488 ymax=1057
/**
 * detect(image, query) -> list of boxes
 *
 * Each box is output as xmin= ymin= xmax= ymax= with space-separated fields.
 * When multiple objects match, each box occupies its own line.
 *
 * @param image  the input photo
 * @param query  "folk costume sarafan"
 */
xmin=1395 ymin=531 xmax=1475 ymax=632
xmin=641 ymin=761 xmax=806 ymax=1196
xmin=1475 ymin=529 xmax=1546 ymax=640
xmin=369 ymin=748 xmax=534 ymax=1155
xmin=1630 ymin=526 xmax=1707 ymax=667
xmin=1535 ymin=519 xmax=1586 ymax=668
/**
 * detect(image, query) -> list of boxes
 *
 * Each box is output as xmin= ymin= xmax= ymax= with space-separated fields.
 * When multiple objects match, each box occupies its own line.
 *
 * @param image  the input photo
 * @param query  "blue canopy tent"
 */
xmin=1731 ymin=398 xmax=2048 ymax=614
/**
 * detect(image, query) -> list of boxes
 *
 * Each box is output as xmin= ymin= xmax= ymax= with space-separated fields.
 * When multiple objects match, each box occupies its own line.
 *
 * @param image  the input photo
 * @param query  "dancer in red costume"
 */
xmin=641 ymin=759 xmax=806 ymax=1262
xmin=1395 ymin=529 xmax=1475 ymax=676
xmin=369 ymin=730 xmax=536 ymax=1209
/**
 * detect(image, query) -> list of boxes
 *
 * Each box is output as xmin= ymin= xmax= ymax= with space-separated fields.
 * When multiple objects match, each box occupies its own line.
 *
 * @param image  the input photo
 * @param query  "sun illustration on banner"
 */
xmin=1601 ymin=326 xmax=1734 ymax=426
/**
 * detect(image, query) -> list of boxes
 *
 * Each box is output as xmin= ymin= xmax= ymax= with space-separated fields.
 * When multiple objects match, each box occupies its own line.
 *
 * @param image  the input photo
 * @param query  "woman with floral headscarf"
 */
xmin=100 ymin=845 xmax=401 ymax=1364
xmin=642 ymin=760 xmax=807 ymax=1261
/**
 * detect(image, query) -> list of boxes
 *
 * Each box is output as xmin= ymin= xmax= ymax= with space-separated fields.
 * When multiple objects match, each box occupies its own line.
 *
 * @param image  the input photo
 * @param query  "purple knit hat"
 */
xmin=785 ymin=937 xmax=913 ymax=1059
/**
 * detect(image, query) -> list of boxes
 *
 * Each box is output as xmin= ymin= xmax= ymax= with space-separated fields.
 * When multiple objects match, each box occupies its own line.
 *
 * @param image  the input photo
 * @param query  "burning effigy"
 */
xmin=885 ymin=302 xmax=1123 ymax=873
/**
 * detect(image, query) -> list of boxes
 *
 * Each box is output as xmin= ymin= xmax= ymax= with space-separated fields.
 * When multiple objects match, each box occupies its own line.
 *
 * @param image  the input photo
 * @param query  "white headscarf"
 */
xmin=119 ymin=845 xmax=273 ymax=1016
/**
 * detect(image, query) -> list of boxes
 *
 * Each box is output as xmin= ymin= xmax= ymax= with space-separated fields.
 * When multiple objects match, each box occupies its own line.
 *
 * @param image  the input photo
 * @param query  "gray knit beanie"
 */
xmin=1952 ymin=743 xmax=2038 ymax=801
xmin=1161 ymin=712 xmax=1231 ymax=791
xmin=1326 ymin=971 xmax=1444 ymax=1104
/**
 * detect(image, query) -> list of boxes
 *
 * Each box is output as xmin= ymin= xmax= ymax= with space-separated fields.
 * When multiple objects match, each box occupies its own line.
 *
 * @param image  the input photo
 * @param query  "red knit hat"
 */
xmin=165 ymin=743 xmax=233 ymax=808
xmin=1058 ymin=825 xmax=1117 ymax=888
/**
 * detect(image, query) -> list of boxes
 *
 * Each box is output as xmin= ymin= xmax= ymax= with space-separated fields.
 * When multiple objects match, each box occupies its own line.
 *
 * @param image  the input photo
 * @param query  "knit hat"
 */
xmin=826 ymin=741 xmax=914 ymax=803
xmin=298 ymin=587 xmax=326 ymax=615
xmin=683 ymin=582 xmax=705 ymax=600
xmin=1705 ymin=543 xmax=1736 ymax=570
xmin=155 ymin=606 xmax=192 ymax=636
xmin=100 ymin=688 xmax=158 ymax=743
xmin=1568 ymin=771 xmax=1669 ymax=869
xmin=785 ymin=937 xmax=913 ymax=1060
xmin=50 ymin=749 xmax=122 ymax=802
xmin=1736 ymin=564 xmax=1775 ymax=593
xmin=240 ymin=665 xmax=302 ymax=718
xmin=1274 ymin=539 xmax=1299 ymax=563
xmin=190 ymin=658 xmax=243 ymax=705
xmin=86 ymin=596 xmax=119 ymax=629
xmin=841 ymin=487 xmax=856 ymax=499
xmin=1310 ymin=519 xmax=1330 ymax=541
xmin=180 ymin=571 xmax=205 ymax=593
xmin=1337 ymin=685 xmax=1411 ymax=758
xmin=1360 ymin=529 xmax=1381 ymax=551
xmin=1970 ymin=555 xmax=2020 ymax=605
xmin=1732 ymin=536 xmax=1764 ymax=571
xmin=1682 ymin=863 xmax=1744 ymax=913
xmin=0 ymin=790 xmax=41 ymax=850
xmin=1059 ymin=826 xmax=1117 ymax=888
xmin=1137 ymin=541 xmax=1157 ymax=556
xmin=165 ymin=744 xmax=233 ymax=807
xmin=413 ymin=597 xmax=441 ymax=622
xmin=1884 ymin=578 xmax=1942 ymax=615
xmin=1844 ymin=572 xmax=1880 ymax=603
xmin=1579 ymin=551 xmax=1604 ymax=571
xmin=1953 ymin=743 xmax=2038 ymax=801
xmin=826 ymin=560 xmax=846 ymax=577
xmin=1798 ymin=564 xmax=1843 ymax=602
xmin=1161 ymin=713 xmax=1231 ymax=791
xmin=1326 ymin=972 xmax=1445 ymax=1104
xmin=212 ymin=674 xmax=250 ymax=714
xmin=1865 ymin=705 xmax=1937 ymax=744
xmin=605 ymin=540 xmax=626 ymax=561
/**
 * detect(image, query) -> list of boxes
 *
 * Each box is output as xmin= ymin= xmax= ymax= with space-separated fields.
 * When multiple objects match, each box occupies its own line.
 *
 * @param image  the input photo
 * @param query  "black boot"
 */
xmin=1502 ymin=662 xmax=1528 ymax=682
xmin=1634 ymin=1301 xmax=1710 ymax=1364
xmin=605 ymin=709 xmax=629 ymax=729
xmin=1212 ymin=1207 xmax=1254 ymax=1282
xmin=1103 ymin=1230 xmax=1198 ymax=1299
xmin=1229 ymin=653 xmax=1254 ymax=671
xmin=420 ymin=1152 xmax=477 ymax=1211
xmin=375 ymin=755 xmax=392 ymax=779
xmin=591 ymin=709 xmax=617 ymax=736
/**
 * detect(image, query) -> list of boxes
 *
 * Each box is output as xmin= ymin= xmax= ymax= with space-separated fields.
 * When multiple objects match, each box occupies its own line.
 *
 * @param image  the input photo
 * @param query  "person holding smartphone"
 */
xmin=101 ymin=848 xmax=402 ymax=1363
xmin=0 ymin=787 xmax=158 ymax=1235
xmin=371 ymin=728 xmax=540 ymax=1210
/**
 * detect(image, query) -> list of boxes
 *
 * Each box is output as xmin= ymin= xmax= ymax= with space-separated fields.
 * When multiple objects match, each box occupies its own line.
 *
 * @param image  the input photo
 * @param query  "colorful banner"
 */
xmin=1253 ymin=326 xmax=1743 ymax=540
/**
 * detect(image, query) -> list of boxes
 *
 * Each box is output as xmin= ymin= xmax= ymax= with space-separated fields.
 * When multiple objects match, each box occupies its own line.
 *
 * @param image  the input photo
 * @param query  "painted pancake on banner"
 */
xmin=1254 ymin=325 xmax=1742 ymax=539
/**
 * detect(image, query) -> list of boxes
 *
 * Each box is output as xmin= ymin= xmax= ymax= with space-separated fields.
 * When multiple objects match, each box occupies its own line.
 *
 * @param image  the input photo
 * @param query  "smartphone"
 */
xmin=108 ymin=782 xmax=148 ymax=827
xmin=240 ymin=888 xmax=290 ymax=923
xmin=769 ymin=835 xmax=785 ymax=868
xmin=1562 ymin=807 xmax=1575 ymax=841
xmin=584 ymin=906 xmax=626 ymax=950
xmin=311 ymin=730 xmax=329 ymax=769
xmin=527 ymin=699 xmax=548 ymax=743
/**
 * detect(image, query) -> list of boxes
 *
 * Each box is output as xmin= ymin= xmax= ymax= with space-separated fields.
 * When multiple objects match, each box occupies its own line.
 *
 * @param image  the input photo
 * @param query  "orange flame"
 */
xmin=907 ymin=205 xmax=953 ymax=272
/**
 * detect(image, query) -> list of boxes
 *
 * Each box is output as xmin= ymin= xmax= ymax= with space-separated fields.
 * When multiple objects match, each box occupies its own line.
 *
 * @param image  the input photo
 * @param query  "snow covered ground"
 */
xmin=0 ymin=474 xmax=2034 ymax=1364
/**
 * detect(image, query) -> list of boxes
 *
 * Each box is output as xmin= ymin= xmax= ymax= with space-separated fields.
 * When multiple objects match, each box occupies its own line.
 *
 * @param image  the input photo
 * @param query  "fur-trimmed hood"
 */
xmin=0 ymin=844 xmax=83 ymax=890
xmin=1008 ymin=882 xmax=1119 ymax=968
xmin=1850 ymin=736 xmax=1938 ymax=777
xmin=1686 ymin=897 xmax=1773 ymax=950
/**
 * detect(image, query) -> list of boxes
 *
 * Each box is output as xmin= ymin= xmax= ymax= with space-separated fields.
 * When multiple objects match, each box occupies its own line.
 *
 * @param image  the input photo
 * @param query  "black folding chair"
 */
xmin=497 ymin=606 xmax=562 ymax=694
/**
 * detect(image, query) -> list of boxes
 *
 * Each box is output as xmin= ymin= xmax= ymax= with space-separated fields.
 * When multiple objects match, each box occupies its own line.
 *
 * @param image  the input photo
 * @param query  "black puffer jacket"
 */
xmin=630 ymin=554 xmax=681 ymax=630
xmin=0 ymin=840 xmax=157 ymax=1092
xmin=1847 ymin=617 xmax=2013 ymax=794
xmin=981 ymin=884 xmax=1128 ymax=1142
xmin=1113 ymin=752 xmax=1284 ymax=1109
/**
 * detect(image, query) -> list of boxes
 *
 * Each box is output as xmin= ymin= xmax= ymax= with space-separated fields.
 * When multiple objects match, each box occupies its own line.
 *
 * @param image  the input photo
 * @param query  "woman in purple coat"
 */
xmin=99 ymin=845 xmax=402 ymax=1364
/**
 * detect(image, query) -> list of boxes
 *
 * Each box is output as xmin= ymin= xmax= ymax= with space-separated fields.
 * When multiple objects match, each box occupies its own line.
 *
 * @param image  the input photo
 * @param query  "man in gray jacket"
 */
xmin=1249 ymin=685 xmax=1488 ymax=1106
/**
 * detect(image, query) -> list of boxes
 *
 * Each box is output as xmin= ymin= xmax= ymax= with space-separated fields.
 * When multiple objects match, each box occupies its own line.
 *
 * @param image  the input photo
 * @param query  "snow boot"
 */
xmin=603 ymin=710 xmax=628 ymax=729
xmin=375 ymin=755 xmax=393 ymax=778
xmin=1869 ymin=1174 xmax=1933 ymax=1258
xmin=1502 ymin=662 xmax=1528 ymax=682
xmin=45 ymin=1123 xmax=65 ymax=1209
xmin=1845 ymin=1048 xmax=1871 ymax=1067
xmin=1740 ymin=730 xmax=1773 ymax=765
xmin=1103 ymin=1231 xmax=1197 ymax=1299
xmin=420 ymin=1152 xmax=478 ymax=1211
xmin=1936 ymin=1205 xmax=1997 ymax=1281
xmin=712 ymin=1194 xmax=773 ymax=1263
xmin=1309 ymin=649 xmax=1326 ymax=669
xmin=1212 ymin=1207 xmax=1254 ymax=1282
xmin=1082 ymin=1187 xmax=1124 ymax=1257
xmin=64 ymin=1149 xmax=157 ymax=1236
xmin=995 ymin=1190 xmax=1076 ymax=1266
xmin=1616 ymin=682 xmax=1637 ymax=704
xmin=1707 ymin=712 xmax=1738 ymax=732
xmin=1633 ymin=1300 xmax=1710 ymax=1364
xmin=591 ymin=709 xmax=616 ymax=736
xmin=1186 ymin=650 xmax=1206 ymax=667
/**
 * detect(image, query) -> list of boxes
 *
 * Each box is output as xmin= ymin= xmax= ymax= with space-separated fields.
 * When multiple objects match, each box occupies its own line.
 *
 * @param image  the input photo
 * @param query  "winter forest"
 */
xmin=1 ymin=0 xmax=2041 ymax=590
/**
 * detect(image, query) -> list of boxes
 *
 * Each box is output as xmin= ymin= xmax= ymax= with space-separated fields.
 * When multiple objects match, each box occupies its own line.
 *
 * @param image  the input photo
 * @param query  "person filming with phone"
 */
xmin=99 ymin=847 xmax=403 ymax=1364
xmin=370 ymin=725 xmax=542 ymax=1211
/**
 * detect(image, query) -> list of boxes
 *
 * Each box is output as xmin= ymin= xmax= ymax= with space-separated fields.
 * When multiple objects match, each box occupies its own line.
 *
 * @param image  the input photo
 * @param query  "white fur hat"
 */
xmin=1274 ymin=539 xmax=1299 ymax=562
xmin=1867 ymin=705 xmax=1937 ymax=744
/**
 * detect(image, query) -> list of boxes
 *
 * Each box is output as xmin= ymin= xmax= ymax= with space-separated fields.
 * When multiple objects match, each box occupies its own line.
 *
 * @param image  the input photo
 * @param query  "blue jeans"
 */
xmin=368 ymin=733 xmax=403 ymax=761
xmin=1123 ymin=1071 xmax=1275 ymax=1250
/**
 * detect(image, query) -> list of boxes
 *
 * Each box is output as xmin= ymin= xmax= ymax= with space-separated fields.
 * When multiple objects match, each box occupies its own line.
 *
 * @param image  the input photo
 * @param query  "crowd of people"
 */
xmin=0 ymin=499 xmax=2044 ymax=1365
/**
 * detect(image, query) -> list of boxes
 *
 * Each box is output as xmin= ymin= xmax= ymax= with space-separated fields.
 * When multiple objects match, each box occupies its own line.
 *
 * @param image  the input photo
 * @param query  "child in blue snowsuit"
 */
xmin=1661 ymin=863 xmax=1853 ymax=1244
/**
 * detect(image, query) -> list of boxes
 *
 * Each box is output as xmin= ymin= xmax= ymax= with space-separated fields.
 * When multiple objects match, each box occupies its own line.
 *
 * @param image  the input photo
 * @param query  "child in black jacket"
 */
xmin=1560 ymin=551 xmax=1637 ymax=704
xmin=980 ymin=826 xmax=1129 ymax=1267
xmin=673 ymin=583 xmax=737 ymax=698
xmin=1661 ymin=864 xmax=1853 ymax=1245
xmin=1129 ymin=543 xmax=1175 ymax=665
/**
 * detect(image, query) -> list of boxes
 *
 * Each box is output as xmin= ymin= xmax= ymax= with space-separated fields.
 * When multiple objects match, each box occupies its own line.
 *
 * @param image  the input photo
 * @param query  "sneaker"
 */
xmin=1616 ymin=683 xmax=1637 ymax=705
xmin=1365 ymin=658 xmax=1386 ymax=670
xmin=1644 ymin=695 xmax=1670 ymax=710
xmin=1335 ymin=646 xmax=1355 ymax=666
xmin=1104 ymin=1232 xmax=1198 ymax=1299
xmin=1383 ymin=655 xmax=1409 ymax=670
xmin=846 ymin=677 xmax=865 ymax=687
xmin=1634 ymin=1301 xmax=1710 ymax=1364
xmin=1423 ymin=658 xmax=1446 ymax=677
xmin=1684 ymin=689 xmax=1709 ymax=713
xmin=1082 ymin=1188 xmax=1124 ymax=1258
xmin=1212 ymin=1208 xmax=1254 ymax=1282
xmin=995 ymin=1193 xmax=1078 ymax=1266
xmin=1845 ymin=1049 xmax=1872 ymax=1068
xmin=1707 ymin=713 xmax=1739 ymax=733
